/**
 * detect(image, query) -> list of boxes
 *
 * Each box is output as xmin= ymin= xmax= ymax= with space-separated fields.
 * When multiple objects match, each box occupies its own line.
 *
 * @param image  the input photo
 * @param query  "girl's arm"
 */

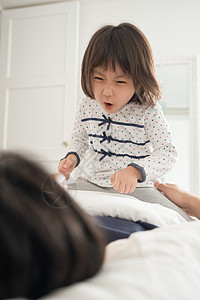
xmin=135 ymin=103 xmax=178 ymax=182
xmin=60 ymin=100 xmax=89 ymax=167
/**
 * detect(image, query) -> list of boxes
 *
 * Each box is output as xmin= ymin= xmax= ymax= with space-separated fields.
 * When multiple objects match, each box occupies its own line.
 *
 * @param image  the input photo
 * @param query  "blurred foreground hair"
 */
xmin=0 ymin=151 xmax=105 ymax=299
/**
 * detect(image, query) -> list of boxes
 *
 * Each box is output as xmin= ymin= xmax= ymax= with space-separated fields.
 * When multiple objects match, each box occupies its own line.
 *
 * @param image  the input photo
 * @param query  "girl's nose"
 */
xmin=103 ymin=85 xmax=113 ymax=97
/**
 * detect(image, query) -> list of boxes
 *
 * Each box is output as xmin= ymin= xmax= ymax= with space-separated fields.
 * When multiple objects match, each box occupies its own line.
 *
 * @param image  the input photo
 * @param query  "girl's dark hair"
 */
xmin=0 ymin=151 xmax=105 ymax=299
xmin=81 ymin=22 xmax=161 ymax=106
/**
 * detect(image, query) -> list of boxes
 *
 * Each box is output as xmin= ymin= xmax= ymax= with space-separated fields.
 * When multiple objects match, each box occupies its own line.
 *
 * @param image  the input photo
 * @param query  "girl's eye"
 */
xmin=116 ymin=80 xmax=126 ymax=84
xmin=94 ymin=76 xmax=103 ymax=81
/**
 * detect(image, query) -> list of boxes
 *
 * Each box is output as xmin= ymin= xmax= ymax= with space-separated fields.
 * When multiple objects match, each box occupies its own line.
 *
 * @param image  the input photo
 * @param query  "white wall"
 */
xmin=78 ymin=0 xmax=200 ymax=95
xmin=79 ymin=0 xmax=200 ymax=53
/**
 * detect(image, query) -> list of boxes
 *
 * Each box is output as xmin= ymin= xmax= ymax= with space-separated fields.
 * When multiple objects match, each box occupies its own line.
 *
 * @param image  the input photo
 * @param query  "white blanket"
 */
xmin=43 ymin=220 xmax=200 ymax=300
xmin=69 ymin=190 xmax=187 ymax=227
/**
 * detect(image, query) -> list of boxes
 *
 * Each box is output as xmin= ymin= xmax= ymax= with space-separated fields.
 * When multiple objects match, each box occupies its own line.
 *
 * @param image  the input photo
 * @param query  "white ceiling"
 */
xmin=0 ymin=0 xmax=71 ymax=10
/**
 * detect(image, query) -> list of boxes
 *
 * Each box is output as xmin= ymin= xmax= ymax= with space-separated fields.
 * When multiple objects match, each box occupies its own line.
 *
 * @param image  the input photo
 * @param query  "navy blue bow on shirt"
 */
xmin=100 ymin=131 xmax=112 ymax=143
xmin=98 ymin=114 xmax=112 ymax=130
xmin=98 ymin=149 xmax=114 ymax=161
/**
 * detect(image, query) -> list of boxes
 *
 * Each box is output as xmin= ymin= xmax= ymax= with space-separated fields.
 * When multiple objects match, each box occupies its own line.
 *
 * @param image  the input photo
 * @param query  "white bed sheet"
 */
xmin=42 ymin=220 xmax=200 ymax=300
xmin=69 ymin=190 xmax=187 ymax=227
xmin=9 ymin=190 xmax=197 ymax=300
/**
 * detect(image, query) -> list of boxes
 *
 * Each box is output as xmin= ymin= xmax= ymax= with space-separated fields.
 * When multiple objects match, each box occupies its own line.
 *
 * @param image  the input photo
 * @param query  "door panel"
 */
xmin=0 ymin=2 xmax=79 ymax=172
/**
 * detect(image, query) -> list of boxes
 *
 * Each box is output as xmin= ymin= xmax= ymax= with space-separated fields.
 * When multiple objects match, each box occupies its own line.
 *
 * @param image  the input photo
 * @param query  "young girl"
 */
xmin=58 ymin=22 xmax=178 ymax=210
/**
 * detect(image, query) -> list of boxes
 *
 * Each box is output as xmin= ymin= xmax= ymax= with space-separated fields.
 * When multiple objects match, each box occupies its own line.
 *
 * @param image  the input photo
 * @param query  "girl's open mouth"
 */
xmin=104 ymin=102 xmax=113 ymax=110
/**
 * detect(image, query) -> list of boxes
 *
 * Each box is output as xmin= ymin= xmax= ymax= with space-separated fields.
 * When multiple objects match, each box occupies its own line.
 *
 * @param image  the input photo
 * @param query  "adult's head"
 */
xmin=0 ymin=151 xmax=105 ymax=299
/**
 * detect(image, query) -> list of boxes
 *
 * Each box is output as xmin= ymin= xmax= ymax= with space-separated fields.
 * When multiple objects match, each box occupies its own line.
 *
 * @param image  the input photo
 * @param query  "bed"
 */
xmin=15 ymin=190 xmax=200 ymax=299
xmin=40 ymin=220 xmax=200 ymax=300
xmin=40 ymin=190 xmax=200 ymax=300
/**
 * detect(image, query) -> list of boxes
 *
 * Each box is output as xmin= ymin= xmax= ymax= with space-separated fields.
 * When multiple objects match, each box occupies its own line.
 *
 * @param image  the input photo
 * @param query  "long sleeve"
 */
xmin=133 ymin=103 xmax=178 ymax=183
xmin=65 ymin=100 xmax=89 ymax=164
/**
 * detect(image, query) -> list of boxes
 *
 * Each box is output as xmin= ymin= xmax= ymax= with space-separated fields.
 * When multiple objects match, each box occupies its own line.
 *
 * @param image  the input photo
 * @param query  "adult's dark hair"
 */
xmin=0 ymin=151 xmax=105 ymax=299
xmin=81 ymin=22 xmax=161 ymax=106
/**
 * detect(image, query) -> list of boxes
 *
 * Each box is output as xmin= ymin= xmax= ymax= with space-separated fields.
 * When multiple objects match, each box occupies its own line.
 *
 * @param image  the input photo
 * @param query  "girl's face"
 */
xmin=91 ymin=64 xmax=135 ymax=114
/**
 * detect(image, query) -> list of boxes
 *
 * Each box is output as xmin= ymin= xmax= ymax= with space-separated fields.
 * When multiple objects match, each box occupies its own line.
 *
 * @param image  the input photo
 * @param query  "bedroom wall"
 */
xmin=78 ymin=0 xmax=200 ymax=95
xmin=79 ymin=0 xmax=200 ymax=52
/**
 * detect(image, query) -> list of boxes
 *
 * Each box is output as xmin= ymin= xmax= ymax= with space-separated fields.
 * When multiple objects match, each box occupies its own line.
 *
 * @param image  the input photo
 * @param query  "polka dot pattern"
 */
xmin=66 ymin=97 xmax=178 ymax=187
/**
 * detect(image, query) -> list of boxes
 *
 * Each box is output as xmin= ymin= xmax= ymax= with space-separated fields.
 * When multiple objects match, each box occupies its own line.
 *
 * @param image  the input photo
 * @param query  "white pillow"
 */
xmin=69 ymin=190 xmax=186 ymax=227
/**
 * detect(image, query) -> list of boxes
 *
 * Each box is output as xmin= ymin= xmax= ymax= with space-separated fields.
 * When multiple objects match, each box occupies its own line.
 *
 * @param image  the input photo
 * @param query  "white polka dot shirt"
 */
xmin=65 ymin=97 xmax=178 ymax=187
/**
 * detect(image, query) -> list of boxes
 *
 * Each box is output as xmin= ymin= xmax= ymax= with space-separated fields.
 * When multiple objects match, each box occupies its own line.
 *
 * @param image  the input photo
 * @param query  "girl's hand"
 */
xmin=58 ymin=154 xmax=77 ymax=180
xmin=110 ymin=166 xmax=141 ymax=194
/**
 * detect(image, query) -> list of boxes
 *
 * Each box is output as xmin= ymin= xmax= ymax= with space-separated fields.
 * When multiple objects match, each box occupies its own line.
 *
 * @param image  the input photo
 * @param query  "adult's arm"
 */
xmin=155 ymin=181 xmax=200 ymax=219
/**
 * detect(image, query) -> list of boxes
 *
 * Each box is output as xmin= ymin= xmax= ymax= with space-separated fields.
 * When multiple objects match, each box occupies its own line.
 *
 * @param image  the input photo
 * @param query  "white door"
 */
xmin=0 ymin=1 xmax=79 ymax=172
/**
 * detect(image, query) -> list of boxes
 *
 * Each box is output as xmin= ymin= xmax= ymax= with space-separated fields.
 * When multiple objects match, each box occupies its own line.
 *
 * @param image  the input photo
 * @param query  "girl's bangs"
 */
xmin=92 ymin=50 xmax=130 ymax=74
